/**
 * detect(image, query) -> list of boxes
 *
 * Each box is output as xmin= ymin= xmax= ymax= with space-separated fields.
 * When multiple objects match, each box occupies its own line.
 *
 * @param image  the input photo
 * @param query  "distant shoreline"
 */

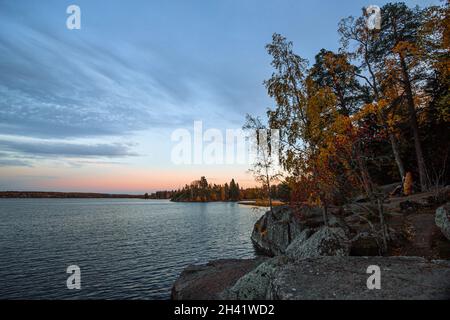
xmin=0 ymin=191 xmax=146 ymax=199
xmin=0 ymin=192 xmax=287 ymax=207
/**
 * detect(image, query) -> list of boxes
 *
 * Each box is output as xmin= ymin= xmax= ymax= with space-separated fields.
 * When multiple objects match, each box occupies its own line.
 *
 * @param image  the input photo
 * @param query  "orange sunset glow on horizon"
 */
xmin=1 ymin=165 xmax=256 ymax=194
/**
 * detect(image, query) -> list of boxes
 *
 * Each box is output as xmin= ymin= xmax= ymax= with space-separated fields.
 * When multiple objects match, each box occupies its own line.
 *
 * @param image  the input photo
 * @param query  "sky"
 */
xmin=0 ymin=0 xmax=441 ymax=193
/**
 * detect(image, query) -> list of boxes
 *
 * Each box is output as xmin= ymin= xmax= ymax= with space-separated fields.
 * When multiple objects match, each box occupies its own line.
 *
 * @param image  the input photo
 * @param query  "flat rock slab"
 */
xmin=171 ymin=258 xmax=267 ymax=300
xmin=269 ymin=256 xmax=450 ymax=300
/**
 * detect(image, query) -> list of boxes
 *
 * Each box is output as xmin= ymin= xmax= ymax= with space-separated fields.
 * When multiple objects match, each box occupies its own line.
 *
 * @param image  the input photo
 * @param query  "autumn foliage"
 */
xmin=244 ymin=2 xmax=449 ymax=244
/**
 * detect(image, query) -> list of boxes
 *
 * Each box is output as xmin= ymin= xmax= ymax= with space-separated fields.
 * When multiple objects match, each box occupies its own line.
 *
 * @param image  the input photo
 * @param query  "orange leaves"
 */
xmin=290 ymin=108 xmax=363 ymax=206
xmin=393 ymin=41 xmax=421 ymax=57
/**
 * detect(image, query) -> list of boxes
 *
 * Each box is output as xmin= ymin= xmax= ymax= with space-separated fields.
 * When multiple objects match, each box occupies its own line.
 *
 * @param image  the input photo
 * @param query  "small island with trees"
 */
xmin=146 ymin=176 xmax=290 ymax=205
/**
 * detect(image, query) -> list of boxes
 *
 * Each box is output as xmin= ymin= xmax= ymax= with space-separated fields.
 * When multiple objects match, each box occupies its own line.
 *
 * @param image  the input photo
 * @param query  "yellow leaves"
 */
xmin=310 ymin=197 xmax=322 ymax=207
xmin=386 ymin=113 xmax=402 ymax=128
xmin=305 ymin=85 xmax=338 ymax=144
xmin=354 ymin=103 xmax=376 ymax=120
xmin=322 ymin=52 xmax=354 ymax=86
xmin=331 ymin=114 xmax=353 ymax=135
xmin=393 ymin=41 xmax=422 ymax=57
xmin=354 ymin=99 xmax=404 ymax=130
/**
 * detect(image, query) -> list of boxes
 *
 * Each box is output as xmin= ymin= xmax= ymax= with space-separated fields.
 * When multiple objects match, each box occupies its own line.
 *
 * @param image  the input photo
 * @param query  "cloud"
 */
xmin=0 ymin=159 xmax=32 ymax=167
xmin=0 ymin=1 xmax=270 ymax=174
xmin=0 ymin=13 xmax=202 ymax=139
xmin=0 ymin=2 xmax=271 ymax=141
xmin=0 ymin=139 xmax=137 ymax=158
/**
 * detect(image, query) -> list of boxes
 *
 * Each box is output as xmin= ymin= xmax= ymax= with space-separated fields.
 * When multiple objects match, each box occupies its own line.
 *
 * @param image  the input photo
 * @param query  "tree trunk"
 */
xmin=388 ymin=131 xmax=406 ymax=181
xmin=378 ymin=111 xmax=406 ymax=182
xmin=266 ymin=179 xmax=273 ymax=212
xmin=356 ymin=149 xmax=374 ymax=197
xmin=366 ymin=52 xmax=406 ymax=184
xmin=399 ymin=55 xmax=428 ymax=191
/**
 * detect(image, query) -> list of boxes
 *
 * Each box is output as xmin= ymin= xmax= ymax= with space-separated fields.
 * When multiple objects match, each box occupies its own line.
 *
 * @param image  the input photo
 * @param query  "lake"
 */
xmin=0 ymin=199 xmax=264 ymax=299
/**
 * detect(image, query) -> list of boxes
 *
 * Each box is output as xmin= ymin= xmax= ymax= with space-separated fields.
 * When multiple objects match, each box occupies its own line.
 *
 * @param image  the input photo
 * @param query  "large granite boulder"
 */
xmin=285 ymin=226 xmax=350 ymax=259
xmin=251 ymin=206 xmax=348 ymax=256
xmin=223 ymin=226 xmax=351 ymax=299
xmin=268 ymin=256 xmax=450 ymax=300
xmin=221 ymin=256 xmax=288 ymax=300
xmin=435 ymin=203 xmax=450 ymax=241
xmin=171 ymin=258 xmax=267 ymax=300
xmin=251 ymin=206 xmax=304 ymax=256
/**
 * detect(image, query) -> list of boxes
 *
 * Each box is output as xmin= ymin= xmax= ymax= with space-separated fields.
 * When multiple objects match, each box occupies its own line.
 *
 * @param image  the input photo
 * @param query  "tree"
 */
xmin=309 ymin=49 xmax=366 ymax=116
xmin=259 ymin=32 xmax=390 ymax=245
xmin=307 ymin=49 xmax=379 ymax=199
xmin=339 ymin=12 xmax=407 ymax=182
xmin=419 ymin=2 xmax=450 ymax=187
xmin=263 ymin=33 xmax=355 ymax=222
xmin=264 ymin=33 xmax=310 ymax=175
xmin=220 ymin=186 xmax=226 ymax=201
xmin=199 ymin=176 xmax=208 ymax=189
xmin=229 ymin=179 xmax=240 ymax=201
xmin=244 ymin=115 xmax=281 ymax=212
xmin=245 ymin=2 xmax=448 ymax=252
xmin=224 ymin=183 xmax=229 ymax=201
xmin=170 ymin=177 xmax=245 ymax=202
xmin=277 ymin=181 xmax=291 ymax=202
xmin=372 ymin=3 xmax=429 ymax=191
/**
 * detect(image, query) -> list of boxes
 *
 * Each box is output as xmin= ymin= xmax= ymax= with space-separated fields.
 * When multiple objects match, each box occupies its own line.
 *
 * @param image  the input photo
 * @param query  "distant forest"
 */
xmin=146 ymin=176 xmax=290 ymax=202
xmin=0 ymin=191 xmax=145 ymax=199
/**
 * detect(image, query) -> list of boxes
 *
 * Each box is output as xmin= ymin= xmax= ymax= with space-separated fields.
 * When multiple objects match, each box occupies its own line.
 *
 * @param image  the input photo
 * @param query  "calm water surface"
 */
xmin=0 ymin=199 xmax=263 ymax=299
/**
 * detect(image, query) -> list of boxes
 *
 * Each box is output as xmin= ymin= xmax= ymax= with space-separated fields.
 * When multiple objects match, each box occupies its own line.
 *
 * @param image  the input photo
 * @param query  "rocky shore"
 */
xmin=172 ymin=190 xmax=450 ymax=300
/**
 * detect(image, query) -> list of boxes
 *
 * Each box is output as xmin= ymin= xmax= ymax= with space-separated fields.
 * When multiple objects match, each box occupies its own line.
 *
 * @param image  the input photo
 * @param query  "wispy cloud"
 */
xmin=0 ymin=25 xmax=195 ymax=139
xmin=0 ymin=159 xmax=32 ymax=167
xmin=0 ymin=139 xmax=137 ymax=158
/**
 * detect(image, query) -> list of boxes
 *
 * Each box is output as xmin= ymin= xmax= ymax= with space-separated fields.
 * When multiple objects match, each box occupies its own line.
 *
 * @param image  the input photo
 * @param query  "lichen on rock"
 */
xmin=435 ymin=203 xmax=450 ymax=241
xmin=285 ymin=226 xmax=350 ymax=260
